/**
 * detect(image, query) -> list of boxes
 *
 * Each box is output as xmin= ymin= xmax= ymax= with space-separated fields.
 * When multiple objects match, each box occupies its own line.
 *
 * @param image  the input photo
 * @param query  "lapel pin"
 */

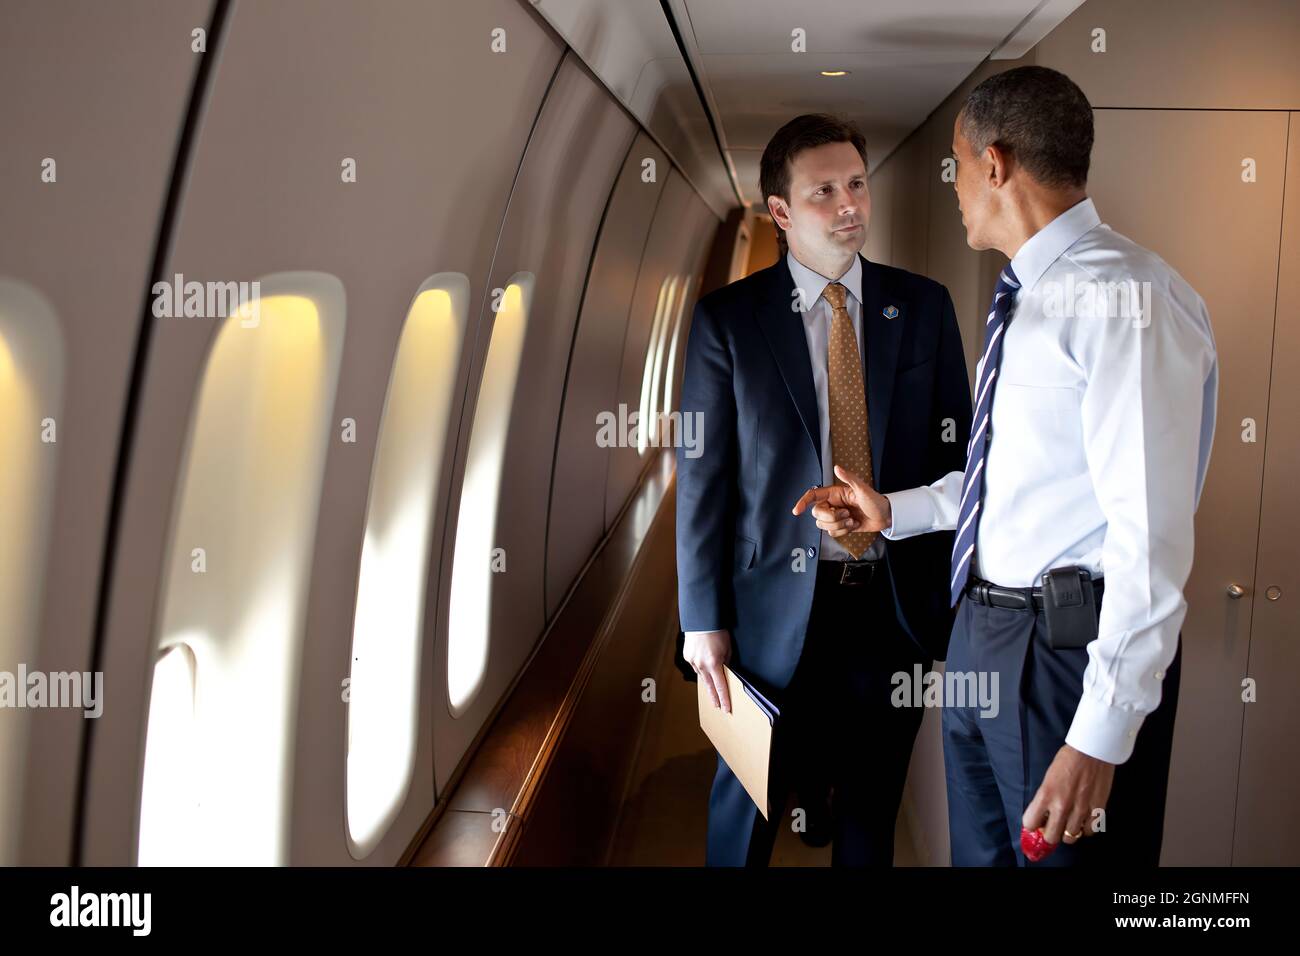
xmin=883 ymin=305 xmax=899 ymax=320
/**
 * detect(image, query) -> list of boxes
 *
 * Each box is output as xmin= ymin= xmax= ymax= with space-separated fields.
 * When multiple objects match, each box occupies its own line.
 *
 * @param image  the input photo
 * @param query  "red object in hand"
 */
xmin=1020 ymin=826 xmax=1058 ymax=863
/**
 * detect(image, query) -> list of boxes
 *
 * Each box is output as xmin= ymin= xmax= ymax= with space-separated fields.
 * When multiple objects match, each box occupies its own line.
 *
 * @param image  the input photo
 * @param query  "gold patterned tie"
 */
xmin=823 ymin=281 xmax=877 ymax=558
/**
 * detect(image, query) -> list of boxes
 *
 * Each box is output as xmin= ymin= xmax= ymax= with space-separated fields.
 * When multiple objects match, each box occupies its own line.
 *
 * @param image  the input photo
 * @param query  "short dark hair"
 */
xmin=960 ymin=66 xmax=1093 ymax=189
xmin=759 ymin=113 xmax=869 ymax=254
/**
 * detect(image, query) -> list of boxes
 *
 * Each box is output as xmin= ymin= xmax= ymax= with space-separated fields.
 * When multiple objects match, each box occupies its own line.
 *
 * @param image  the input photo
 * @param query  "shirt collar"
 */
xmin=1008 ymin=197 xmax=1102 ymax=294
xmin=786 ymin=250 xmax=862 ymax=312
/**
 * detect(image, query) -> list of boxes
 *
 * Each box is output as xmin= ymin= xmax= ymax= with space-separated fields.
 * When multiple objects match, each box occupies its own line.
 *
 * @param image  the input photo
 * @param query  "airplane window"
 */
xmin=447 ymin=274 xmax=533 ymax=717
xmin=638 ymin=276 xmax=677 ymax=454
xmin=138 ymin=274 xmax=345 ymax=865
xmin=661 ymin=274 xmax=694 ymax=420
xmin=346 ymin=275 xmax=468 ymax=858
xmin=138 ymin=641 xmax=199 ymax=865
xmin=0 ymin=279 xmax=63 ymax=866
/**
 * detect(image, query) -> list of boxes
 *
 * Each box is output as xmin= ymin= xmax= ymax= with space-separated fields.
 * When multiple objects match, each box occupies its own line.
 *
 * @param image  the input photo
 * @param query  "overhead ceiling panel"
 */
xmin=533 ymin=1 xmax=1090 ymax=210
xmin=675 ymin=0 xmax=1061 ymax=204
xmin=681 ymin=0 xmax=1040 ymax=54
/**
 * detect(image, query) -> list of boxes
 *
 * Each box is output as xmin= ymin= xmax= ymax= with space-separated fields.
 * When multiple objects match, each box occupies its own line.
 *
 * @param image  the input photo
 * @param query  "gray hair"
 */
xmin=960 ymin=66 xmax=1093 ymax=189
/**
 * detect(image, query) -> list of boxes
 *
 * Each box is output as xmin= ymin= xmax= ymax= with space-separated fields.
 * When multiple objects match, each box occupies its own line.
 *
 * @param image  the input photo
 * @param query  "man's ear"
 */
xmin=767 ymin=194 xmax=791 ymax=231
xmin=986 ymin=143 xmax=1010 ymax=189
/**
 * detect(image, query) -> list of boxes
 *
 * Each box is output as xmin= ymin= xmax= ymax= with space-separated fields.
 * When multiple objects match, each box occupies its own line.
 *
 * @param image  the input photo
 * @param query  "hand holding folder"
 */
xmin=697 ymin=664 xmax=780 ymax=820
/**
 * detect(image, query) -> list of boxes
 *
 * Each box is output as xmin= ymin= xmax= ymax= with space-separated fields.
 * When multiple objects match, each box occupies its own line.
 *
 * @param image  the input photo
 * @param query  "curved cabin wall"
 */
xmin=431 ymin=54 xmax=639 ymax=796
xmin=83 ymin=0 xmax=568 ymax=865
xmin=138 ymin=273 xmax=346 ymax=866
xmin=76 ymin=0 xmax=553 ymax=868
xmin=447 ymin=274 xmax=536 ymax=719
xmin=0 ymin=0 xmax=212 ymax=865
xmin=346 ymin=273 xmax=470 ymax=859
xmin=0 ymin=280 xmax=63 ymax=865
xmin=58 ymin=0 xmax=720 ymax=866
xmin=506 ymin=183 xmax=719 ymax=866
xmin=605 ymin=172 xmax=701 ymax=529
xmin=546 ymin=133 xmax=671 ymax=619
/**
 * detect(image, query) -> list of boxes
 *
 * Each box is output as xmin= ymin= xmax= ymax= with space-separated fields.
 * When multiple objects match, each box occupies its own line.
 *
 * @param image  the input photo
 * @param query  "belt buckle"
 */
xmin=840 ymin=560 xmax=875 ymax=586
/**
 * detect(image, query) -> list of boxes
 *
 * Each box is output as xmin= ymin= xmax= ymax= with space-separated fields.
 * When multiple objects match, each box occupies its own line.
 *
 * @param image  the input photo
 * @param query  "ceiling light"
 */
xmin=820 ymin=70 xmax=848 ymax=77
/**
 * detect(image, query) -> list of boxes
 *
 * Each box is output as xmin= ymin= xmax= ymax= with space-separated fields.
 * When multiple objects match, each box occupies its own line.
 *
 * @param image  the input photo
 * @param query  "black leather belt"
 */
xmin=818 ymin=558 xmax=882 ymax=586
xmin=965 ymin=574 xmax=1105 ymax=610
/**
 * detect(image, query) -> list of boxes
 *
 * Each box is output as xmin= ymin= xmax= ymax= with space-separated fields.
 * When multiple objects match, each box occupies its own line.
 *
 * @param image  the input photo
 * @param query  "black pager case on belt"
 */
xmin=1041 ymin=566 xmax=1098 ymax=650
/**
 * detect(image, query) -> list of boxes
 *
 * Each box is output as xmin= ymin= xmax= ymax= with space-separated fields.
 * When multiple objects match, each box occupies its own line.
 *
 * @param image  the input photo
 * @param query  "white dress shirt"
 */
xmin=785 ymin=250 xmax=885 ymax=563
xmin=881 ymin=197 xmax=1218 ymax=764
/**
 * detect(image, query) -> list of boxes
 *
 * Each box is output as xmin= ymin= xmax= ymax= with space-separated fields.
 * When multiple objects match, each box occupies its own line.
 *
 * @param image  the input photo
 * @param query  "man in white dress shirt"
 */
xmin=798 ymin=66 xmax=1217 ymax=865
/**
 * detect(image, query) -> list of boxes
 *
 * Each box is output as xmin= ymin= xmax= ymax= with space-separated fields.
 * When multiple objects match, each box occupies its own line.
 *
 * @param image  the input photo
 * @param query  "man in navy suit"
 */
xmin=676 ymin=114 xmax=972 ymax=865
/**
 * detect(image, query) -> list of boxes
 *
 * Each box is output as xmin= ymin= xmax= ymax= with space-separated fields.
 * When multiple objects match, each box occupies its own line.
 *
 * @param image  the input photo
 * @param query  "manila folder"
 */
xmin=697 ymin=665 xmax=777 ymax=820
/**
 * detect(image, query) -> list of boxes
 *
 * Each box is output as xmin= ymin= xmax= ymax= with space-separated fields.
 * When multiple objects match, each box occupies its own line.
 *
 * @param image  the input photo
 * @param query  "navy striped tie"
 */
xmin=950 ymin=265 xmax=1020 ymax=606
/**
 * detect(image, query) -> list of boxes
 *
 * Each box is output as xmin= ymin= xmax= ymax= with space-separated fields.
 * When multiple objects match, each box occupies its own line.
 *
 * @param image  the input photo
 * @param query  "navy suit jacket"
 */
xmin=675 ymin=252 xmax=972 ymax=690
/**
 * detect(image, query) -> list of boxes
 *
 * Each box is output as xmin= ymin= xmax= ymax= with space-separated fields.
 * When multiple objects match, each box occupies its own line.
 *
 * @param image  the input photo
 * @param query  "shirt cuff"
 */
xmin=1065 ymin=692 xmax=1148 ymax=764
xmin=881 ymin=488 xmax=936 ymax=540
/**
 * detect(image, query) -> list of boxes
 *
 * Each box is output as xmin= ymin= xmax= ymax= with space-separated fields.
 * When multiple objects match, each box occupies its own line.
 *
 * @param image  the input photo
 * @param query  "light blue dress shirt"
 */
xmin=785 ymin=250 xmax=885 ymax=563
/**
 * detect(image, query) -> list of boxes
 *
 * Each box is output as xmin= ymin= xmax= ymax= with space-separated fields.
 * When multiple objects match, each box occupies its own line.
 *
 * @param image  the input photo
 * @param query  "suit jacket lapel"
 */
xmin=754 ymin=257 xmax=820 ymax=466
xmin=858 ymin=254 xmax=904 ymax=482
